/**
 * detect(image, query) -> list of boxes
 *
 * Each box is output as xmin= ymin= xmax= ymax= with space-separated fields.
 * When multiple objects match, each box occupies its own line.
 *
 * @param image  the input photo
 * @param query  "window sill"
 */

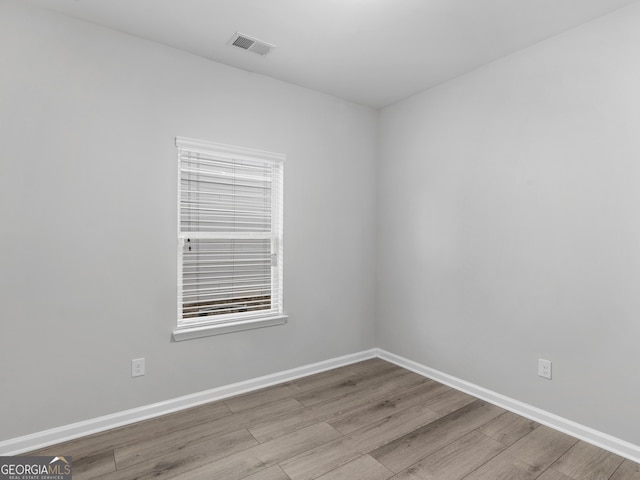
xmin=172 ymin=315 xmax=288 ymax=342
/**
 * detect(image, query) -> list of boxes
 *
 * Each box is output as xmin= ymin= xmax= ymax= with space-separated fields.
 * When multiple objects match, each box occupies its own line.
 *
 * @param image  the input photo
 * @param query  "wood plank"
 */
xmin=536 ymin=469 xmax=576 ymax=480
xmin=227 ymin=361 xmax=400 ymax=413
xmin=479 ymin=411 xmax=540 ymax=447
xmin=610 ymin=460 xmax=640 ymax=480
xmin=328 ymin=380 xmax=449 ymax=435
xmin=551 ymin=441 xmax=624 ymax=480
xmin=289 ymin=358 xmax=392 ymax=394
xmin=206 ymin=360 xmax=386 ymax=418
xmin=249 ymin=368 xmax=427 ymax=443
xmin=72 ymin=450 xmax=116 ymax=480
xmin=502 ymin=425 xmax=577 ymax=469
xmin=420 ymin=388 xmax=476 ymax=416
xmin=114 ymin=424 xmax=258 ymax=471
xmin=292 ymin=363 xmax=408 ymax=407
xmin=315 ymin=455 xmax=393 ymax=480
xmin=281 ymin=403 xmax=441 ymax=480
xmin=32 ymin=401 xmax=232 ymax=460
xmin=390 ymin=430 xmax=505 ymax=480
xmin=115 ymin=397 xmax=302 ymax=469
xmin=369 ymin=400 xmax=505 ymax=473
xmin=465 ymin=458 xmax=540 ymax=480
xmin=242 ymin=465 xmax=292 ymax=480
xmin=225 ymin=382 xmax=302 ymax=413
xmin=390 ymin=472 xmax=421 ymax=480
xmin=95 ymin=428 xmax=259 ymax=480
xmin=463 ymin=425 xmax=578 ymax=480
xmin=167 ymin=422 xmax=341 ymax=480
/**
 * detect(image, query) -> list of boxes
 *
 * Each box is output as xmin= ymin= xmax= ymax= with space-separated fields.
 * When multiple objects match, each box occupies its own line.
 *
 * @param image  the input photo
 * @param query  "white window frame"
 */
xmin=173 ymin=137 xmax=286 ymax=341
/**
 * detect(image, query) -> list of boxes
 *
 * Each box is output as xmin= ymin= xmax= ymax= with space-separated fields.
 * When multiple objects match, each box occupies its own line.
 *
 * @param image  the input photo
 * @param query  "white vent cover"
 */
xmin=228 ymin=32 xmax=276 ymax=56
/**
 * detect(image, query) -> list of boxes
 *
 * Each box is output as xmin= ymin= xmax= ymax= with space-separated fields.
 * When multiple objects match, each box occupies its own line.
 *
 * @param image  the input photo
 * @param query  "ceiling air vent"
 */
xmin=228 ymin=32 xmax=276 ymax=56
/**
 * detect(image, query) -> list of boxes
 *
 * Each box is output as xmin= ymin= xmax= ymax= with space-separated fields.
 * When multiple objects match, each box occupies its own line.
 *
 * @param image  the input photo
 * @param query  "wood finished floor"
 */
xmin=30 ymin=359 xmax=640 ymax=480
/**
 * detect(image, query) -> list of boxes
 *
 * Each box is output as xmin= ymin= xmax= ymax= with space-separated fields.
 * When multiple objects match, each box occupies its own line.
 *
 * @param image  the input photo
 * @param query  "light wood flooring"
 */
xmin=30 ymin=358 xmax=640 ymax=480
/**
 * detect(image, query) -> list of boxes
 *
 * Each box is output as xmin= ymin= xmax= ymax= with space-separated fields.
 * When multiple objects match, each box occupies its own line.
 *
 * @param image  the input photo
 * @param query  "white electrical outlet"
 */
xmin=132 ymin=358 xmax=145 ymax=377
xmin=538 ymin=359 xmax=552 ymax=379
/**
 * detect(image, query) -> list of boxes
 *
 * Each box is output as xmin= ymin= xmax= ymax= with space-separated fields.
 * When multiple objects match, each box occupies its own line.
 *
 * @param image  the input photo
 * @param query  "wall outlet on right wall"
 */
xmin=538 ymin=358 xmax=552 ymax=380
xmin=132 ymin=358 xmax=146 ymax=378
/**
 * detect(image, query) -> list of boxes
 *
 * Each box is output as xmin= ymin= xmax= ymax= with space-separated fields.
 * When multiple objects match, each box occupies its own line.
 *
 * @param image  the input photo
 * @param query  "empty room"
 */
xmin=1 ymin=0 xmax=640 ymax=479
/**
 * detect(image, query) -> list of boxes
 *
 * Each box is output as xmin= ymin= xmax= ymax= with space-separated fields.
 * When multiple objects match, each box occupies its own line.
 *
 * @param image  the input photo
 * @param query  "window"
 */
xmin=174 ymin=137 xmax=285 ymax=341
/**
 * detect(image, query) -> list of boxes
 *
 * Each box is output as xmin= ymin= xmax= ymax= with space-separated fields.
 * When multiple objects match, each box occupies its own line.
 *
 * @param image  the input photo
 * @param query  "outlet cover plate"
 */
xmin=538 ymin=358 xmax=552 ymax=379
xmin=132 ymin=358 xmax=145 ymax=377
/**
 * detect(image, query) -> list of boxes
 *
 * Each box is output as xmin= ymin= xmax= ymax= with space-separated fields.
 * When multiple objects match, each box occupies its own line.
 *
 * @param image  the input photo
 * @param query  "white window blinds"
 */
xmin=176 ymin=137 xmax=284 ymax=333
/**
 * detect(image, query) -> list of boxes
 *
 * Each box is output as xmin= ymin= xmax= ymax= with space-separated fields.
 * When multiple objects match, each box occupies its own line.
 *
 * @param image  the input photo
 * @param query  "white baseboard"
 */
xmin=376 ymin=348 xmax=640 ymax=464
xmin=0 ymin=349 xmax=377 ymax=455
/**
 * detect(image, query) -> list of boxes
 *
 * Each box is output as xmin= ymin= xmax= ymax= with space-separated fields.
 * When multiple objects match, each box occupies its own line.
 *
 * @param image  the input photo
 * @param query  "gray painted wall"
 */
xmin=0 ymin=1 xmax=377 ymax=441
xmin=377 ymin=2 xmax=640 ymax=446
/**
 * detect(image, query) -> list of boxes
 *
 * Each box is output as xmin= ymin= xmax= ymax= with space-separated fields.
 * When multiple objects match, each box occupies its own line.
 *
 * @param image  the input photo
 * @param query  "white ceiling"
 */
xmin=24 ymin=0 xmax=638 ymax=108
